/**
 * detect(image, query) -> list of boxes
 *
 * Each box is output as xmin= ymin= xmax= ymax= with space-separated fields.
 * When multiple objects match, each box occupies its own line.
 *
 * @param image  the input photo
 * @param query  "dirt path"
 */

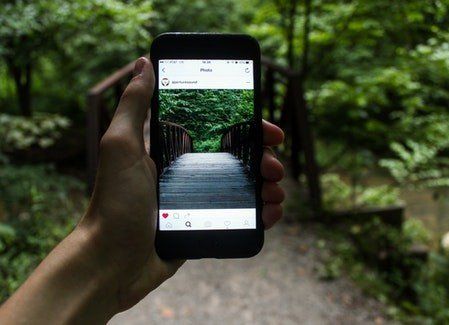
xmin=109 ymin=170 xmax=388 ymax=324
xmin=109 ymin=221 xmax=387 ymax=325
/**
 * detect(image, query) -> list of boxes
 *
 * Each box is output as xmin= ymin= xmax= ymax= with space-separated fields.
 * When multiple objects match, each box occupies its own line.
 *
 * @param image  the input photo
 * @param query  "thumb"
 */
xmin=109 ymin=57 xmax=154 ymax=145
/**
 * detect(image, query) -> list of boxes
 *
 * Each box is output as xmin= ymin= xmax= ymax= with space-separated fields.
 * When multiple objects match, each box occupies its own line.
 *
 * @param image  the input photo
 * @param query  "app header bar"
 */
xmin=159 ymin=59 xmax=254 ymax=90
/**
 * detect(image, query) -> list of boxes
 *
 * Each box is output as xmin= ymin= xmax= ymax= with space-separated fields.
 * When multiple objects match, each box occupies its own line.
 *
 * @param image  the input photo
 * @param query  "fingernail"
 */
xmin=133 ymin=57 xmax=146 ymax=76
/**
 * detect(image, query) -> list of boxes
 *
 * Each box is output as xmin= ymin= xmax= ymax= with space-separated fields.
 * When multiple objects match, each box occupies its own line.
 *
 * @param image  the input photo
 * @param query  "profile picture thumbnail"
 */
xmin=161 ymin=78 xmax=170 ymax=86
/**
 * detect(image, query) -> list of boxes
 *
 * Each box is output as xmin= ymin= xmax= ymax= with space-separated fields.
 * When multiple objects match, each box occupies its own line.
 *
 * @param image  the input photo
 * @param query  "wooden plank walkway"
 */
xmin=159 ymin=152 xmax=256 ymax=209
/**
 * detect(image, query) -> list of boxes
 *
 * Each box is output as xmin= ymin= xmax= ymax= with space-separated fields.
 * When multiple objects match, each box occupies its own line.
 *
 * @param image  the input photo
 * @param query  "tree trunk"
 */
xmin=301 ymin=0 xmax=311 ymax=79
xmin=286 ymin=0 xmax=298 ymax=68
xmin=298 ymin=0 xmax=322 ymax=214
xmin=9 ymin=61 xmax=32 ymax=116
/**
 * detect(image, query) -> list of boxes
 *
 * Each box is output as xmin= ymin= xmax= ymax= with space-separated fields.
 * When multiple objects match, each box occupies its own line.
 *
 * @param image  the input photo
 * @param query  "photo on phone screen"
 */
xmin=157 ymin=59 xmax=256 ymax=231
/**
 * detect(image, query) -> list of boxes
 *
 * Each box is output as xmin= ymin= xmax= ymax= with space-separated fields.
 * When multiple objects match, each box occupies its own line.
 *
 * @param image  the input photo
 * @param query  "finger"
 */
xmin=262 ymin=204 xmax=283 ymax=230
xmin=263 ymin=120 xmax=284 ymax=146
xmin=262 ymin=182 xmax=285 ymax=204
xmin=261 ymin=148 xmax=284 ymax=182
xmin=108 ymin=57 xmax=154 ymax=144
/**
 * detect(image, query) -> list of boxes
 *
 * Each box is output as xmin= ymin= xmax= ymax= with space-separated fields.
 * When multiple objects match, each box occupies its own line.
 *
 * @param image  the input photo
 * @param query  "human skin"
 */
xmin=0 ymin=57 xmax=285 ymax=324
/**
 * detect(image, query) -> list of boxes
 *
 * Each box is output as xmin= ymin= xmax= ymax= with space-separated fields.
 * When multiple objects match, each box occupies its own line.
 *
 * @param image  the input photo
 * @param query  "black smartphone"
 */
xmin=150 ymin=33 xmax=263 ymax=259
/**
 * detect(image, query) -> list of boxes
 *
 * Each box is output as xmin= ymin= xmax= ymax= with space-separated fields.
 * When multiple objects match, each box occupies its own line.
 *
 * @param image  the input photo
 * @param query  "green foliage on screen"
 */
xmin=159 ymin=89 xmax=254 ymax=152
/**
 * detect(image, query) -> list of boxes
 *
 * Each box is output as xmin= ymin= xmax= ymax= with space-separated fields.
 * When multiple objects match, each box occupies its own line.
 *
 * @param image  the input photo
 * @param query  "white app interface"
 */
xmin=158 ymin=59 xmax=256 ymax=231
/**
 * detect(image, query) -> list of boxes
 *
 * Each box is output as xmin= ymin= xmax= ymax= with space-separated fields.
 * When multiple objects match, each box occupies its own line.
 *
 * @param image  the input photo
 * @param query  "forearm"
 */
xmin=0 ymin=224 xmax=118 ymax=324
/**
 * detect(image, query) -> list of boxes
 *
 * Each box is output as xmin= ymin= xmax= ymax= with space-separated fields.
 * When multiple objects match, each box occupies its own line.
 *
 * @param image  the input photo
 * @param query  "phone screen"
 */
xmin=157 ymin=59 xmax=256 ymax=231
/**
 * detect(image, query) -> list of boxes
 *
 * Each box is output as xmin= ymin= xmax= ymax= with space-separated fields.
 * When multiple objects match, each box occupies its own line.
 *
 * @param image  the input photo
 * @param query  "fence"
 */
xmin=86 ymin=55 xmax=322 ymax=213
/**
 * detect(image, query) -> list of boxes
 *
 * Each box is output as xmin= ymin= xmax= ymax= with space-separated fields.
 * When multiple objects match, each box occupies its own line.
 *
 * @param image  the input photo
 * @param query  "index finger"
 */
xmin=263 ymin=120 xmax=284 ymax=146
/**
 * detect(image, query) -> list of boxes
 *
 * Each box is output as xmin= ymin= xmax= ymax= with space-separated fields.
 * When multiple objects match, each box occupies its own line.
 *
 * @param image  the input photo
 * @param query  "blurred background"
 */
xmin=1 ymin=0 xmax=449 ymax=323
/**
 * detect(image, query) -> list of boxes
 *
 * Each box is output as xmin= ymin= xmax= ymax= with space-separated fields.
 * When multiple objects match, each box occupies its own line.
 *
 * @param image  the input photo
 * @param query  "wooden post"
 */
xmin=170 ymin=126 xmax=176 ymax=162
xmin=176 ymin=129 xmax=179 ymax=156
xmin=244 ymin=125 xmax=249 ymax=165
xmin=265 ymin=69 xmax=276 ymax=123
xmin=164 ymin=126 xmax=169 ymax=169
xmin=292 ymin=77 xmax=322 ymax=214
xmin=86 ymin=93 xmax=102 ymax=193
xmin=285 ymin=78 xmax=301 ymax=180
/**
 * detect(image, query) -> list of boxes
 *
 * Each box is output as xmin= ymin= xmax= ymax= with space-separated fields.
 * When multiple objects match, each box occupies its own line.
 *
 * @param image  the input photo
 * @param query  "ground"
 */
xmin=109 ymin=162 xmax=388 ymax=324
xmin=109 ymin=223 xmax=387 ymax=325
xmin=109 ymin=171 xmax=388 ymax=325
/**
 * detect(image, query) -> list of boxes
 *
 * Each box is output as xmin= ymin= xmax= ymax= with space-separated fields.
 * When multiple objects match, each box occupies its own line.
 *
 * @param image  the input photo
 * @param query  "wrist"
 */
xmin=75 ymin=212 xmax=133 ymax=281
xmin=44 ymin=224 xmax=121 ymax=323
xmin=0 ymin=222 xmax=121 ymax=324
xmin=62 ymin=225 xmax=121 ymax=322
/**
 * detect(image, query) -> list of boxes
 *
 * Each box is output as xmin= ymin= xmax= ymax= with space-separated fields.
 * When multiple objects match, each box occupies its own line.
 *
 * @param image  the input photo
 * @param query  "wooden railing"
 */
xmin=86 ymin=55 xmax=322 ymax=214
xmin=261 ymin=57 xmax=321 ymax=213
xmin=220 ymin=121 xmax=252 ymax=168
xmin=159 ymin=121 xmax=193 ymax=174
xmin=86 ymin=57 xmax=146 ymax=192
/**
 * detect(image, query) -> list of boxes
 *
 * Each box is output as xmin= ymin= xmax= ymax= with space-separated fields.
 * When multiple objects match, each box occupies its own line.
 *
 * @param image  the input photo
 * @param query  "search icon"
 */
xmin=185 ymin=221 xmax=192 ymax=227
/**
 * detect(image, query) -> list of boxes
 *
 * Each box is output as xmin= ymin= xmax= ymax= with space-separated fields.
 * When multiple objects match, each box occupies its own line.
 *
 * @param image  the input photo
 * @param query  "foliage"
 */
xmin=380 ymin=113 xmax=449 ymax=189
xmin=321 ymin=173 xmax=400 ymax=211
xmin=150 ymin=0 xmax=248 ymax=34
xmin=246 ymin=0 xmax=449 ymax=163
xmin=0 ymin=0 xmax=449 ymax=320
xmin=160 ymin=89 xmax=254 ymax=152
xmin=412 ymin=252 xmax=449 ymax=323
xmin=0 ymin=163 xmax=86 ymax=301
xmin=0 ymin=0 xmax=153 ymax=116
xmin=249 ymin=0 xmax=449 ymax=202
xmin=380 ymin=140 xmax=449 ymax=189
xmin=0 ymin=113 xmax=70 ymax=151
xmin=308 ymin=67 xmax=424 ymax=153
xmin=321 ymin=173 xmax=351 ymax=210
xmin=403 ymin=218 xmax=432 ymax=246
xmin=315 ymin=217 xmax=449 ymax=323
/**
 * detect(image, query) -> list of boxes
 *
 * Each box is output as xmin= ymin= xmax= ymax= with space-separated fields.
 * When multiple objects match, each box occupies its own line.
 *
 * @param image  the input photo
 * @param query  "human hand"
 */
xmin=80 ymin=57 xmax=285 ymax=311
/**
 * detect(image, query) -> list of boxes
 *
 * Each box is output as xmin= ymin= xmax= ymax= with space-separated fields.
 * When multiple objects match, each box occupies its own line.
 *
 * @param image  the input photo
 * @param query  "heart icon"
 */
xmin=162 ymin=213 xmax=169 ymax=219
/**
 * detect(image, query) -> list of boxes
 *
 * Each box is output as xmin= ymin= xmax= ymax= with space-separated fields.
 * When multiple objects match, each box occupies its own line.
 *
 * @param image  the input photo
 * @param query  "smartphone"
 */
xmin=150 ymin=33 xmax=263 ymax=259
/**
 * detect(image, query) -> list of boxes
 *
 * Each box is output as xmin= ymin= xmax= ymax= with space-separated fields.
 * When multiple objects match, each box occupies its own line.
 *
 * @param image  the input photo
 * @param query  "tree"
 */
xmin=0 ymin=0 xmax=153 ymax=116
xmin=0 ymin=0 xmax=69 ymax=115
xmin=160 ymin=89 xmax=253 ymax=152
xmin=150 ymin=0 xmax=246 ymax=35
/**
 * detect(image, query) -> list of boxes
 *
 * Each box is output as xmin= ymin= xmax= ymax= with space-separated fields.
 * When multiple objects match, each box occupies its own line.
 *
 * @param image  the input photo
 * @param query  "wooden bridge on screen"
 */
xmin=86 ymin=56 xmax=322 ymax=215
xmin=158 ymin=121 xmax=256 ymax=209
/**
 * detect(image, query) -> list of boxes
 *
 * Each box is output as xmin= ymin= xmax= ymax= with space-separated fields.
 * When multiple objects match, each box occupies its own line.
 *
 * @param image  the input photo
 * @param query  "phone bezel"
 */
xmin=150 ymin=33 xmax=263 ymax=259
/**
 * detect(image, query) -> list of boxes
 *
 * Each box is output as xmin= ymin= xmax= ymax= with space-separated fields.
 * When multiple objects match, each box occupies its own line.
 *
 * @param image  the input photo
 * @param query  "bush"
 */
xmin=0 ymin=163 xmax=86 ymax=301
xmin=316 ymin=216 xmax=449 ymax=323
xmin=412 ymin=253 xmax=449 ymax=323
xmin=0 ymin=113 xmax=70 ymax=151
xmin=380 ymin=134 xmax=449 ymax=189
xmin=321 ymin=173 xmax=400 ymax=211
